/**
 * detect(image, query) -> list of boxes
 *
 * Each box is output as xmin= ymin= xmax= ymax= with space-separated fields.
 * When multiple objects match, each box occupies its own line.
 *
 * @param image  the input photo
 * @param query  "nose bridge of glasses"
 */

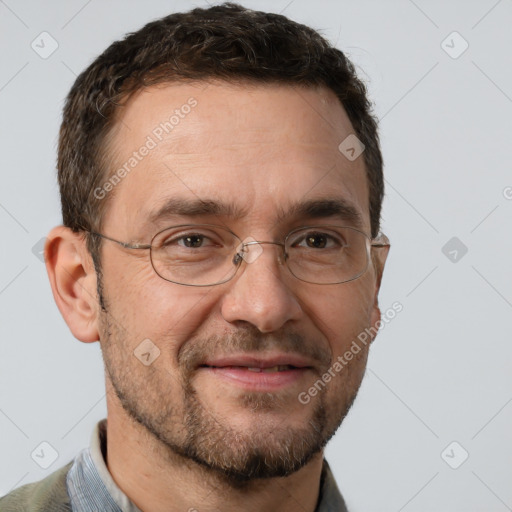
xmin=235 ymin=239 xmax=286 ymax=265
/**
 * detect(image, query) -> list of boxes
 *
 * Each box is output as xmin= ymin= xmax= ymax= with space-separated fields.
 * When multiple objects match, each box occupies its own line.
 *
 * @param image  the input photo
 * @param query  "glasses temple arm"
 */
xmin=89 ymin=231 xmax=151 ymax=250
xmin=370 ymin=233 xmax=390 ymax=247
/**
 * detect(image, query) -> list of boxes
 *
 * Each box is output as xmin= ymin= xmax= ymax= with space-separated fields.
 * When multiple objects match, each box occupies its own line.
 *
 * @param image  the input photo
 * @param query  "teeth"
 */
xmin=246 ymin=365 xmax=291 ymax=373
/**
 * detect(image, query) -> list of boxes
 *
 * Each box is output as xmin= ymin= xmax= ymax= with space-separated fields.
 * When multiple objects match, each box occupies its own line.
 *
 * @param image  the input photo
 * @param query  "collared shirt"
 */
xmin=66 ymin=419 xmax=348 ymax=512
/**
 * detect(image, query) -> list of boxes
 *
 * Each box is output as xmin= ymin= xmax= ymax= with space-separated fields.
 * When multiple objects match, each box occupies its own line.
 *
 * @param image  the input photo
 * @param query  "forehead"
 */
xmin=103 ymin=81 xmax=370 ymax=235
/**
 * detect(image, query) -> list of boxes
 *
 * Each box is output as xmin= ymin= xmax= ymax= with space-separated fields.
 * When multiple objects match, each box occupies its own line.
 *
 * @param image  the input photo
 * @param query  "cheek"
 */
xmin=103 ymin=256 xmax=222 ymax=350
xmin=310 ymin=286 xmax=375 ymax=403
xmin=306 ymin=280 xmax=375 ymax=355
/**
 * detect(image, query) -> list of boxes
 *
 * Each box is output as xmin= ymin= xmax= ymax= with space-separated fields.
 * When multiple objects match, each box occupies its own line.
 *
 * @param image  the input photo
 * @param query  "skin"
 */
xmin=45 ymin=81 xmax=389 ymax=512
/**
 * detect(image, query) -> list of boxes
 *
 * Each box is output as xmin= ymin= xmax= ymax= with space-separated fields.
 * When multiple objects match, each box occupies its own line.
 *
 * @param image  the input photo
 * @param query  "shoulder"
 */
xmin=0 ymin=461 xmax=73 ymax=512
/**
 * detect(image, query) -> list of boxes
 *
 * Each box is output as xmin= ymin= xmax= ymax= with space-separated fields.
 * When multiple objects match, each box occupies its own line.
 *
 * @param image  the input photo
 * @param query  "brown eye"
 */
xmin=305 ymin=234 xmax=328 ymax=248
xmin=179 ymin=234 xmax=206 ymax=248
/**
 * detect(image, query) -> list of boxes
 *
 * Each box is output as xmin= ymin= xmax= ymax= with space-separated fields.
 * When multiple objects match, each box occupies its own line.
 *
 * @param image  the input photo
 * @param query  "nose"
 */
xmin=220 ymin=242 xmax=302 ymax=333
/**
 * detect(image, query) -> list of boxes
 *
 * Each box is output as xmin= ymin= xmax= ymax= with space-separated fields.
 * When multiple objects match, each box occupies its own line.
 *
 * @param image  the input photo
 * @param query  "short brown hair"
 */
xmin=58 ymin=2 xmax=384 ymax=261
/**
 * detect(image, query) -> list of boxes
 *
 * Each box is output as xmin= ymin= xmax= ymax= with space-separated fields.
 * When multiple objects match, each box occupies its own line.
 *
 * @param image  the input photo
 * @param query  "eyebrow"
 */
xmin=145 ymin=197 xmax=364 ymax=230
xmin=277 ymin=198 xmax=364 ymax=229
xmin=146 ymin=198 xmax=249 ymax=224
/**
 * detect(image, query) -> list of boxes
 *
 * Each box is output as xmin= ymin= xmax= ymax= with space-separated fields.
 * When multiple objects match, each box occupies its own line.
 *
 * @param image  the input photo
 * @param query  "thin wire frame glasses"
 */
xmin=90 ymin=224 xmax=390 ymax=286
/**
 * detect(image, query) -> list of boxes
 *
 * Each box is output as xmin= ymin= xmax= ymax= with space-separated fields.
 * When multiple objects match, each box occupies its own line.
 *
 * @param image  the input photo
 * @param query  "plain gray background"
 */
xmin=1 ymin=0 xmax=511 ymax=510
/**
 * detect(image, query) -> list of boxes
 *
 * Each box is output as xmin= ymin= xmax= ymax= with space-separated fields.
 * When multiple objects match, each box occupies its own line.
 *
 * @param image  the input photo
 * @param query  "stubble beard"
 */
xmin=99 ymin=296 xmax=364 ymax=486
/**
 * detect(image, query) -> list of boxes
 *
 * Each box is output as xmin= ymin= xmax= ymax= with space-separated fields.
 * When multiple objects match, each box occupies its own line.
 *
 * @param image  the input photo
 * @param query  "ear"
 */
xmin=368 ymin=244 xmax=390 ymax=342
xmin=45 ymin=226 xmax=100 ymax=343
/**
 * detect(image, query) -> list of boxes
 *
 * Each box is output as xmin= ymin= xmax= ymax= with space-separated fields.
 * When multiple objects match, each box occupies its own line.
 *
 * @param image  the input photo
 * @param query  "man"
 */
xmin=1 ymin=2 xmax=389 ymax=511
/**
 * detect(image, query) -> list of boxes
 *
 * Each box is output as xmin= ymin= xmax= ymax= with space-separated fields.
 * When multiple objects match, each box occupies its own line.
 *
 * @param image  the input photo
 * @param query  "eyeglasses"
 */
xmin=90 ymin=224 xmax=390 ymax=286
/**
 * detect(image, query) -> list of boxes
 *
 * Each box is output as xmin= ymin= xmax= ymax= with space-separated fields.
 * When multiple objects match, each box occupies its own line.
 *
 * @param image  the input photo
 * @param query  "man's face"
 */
xmin=96 ymin=81 xmax=384 ymax=481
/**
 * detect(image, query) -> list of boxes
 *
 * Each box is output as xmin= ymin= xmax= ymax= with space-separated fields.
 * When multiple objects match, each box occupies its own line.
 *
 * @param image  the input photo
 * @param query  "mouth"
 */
xmin=198 ymin=354 xmax=313 ymax=391
xmin=202 ymin=364 xmax=299 ymax=372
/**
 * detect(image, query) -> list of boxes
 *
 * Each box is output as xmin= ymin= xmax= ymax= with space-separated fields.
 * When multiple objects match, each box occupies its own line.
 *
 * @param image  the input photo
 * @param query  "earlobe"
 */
xmin=369 ymin=305 xmax=381 ymax=344
xmin=45 ymin=226 xmax=100 ymax=343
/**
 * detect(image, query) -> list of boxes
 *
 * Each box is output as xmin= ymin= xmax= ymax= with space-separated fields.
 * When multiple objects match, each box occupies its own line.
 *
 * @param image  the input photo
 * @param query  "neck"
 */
xmin=105 ymin=395 xmax=324 ymax=512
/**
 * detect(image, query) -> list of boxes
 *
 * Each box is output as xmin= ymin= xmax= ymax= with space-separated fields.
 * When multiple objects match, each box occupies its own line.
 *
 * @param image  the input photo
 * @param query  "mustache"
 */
xmin=178 ymin=324 xmax=332 ymax=374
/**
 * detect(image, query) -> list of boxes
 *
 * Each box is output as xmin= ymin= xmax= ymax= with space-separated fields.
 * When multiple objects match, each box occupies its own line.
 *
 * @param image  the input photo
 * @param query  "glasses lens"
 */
xmin=149 ymin=224 xmax=370 ymax=286
xmin=285 ymin=226 xmax=369 ymax=284
xmin=150 ymin=225 xmax=240 ymax=286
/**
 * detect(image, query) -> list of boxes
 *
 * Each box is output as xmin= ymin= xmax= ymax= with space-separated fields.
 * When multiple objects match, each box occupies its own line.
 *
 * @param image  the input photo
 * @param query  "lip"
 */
xmin=198 ymin=352 xmax=314 ymax=391
xmin=202 ymin=352 xmax=313 ymax=369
